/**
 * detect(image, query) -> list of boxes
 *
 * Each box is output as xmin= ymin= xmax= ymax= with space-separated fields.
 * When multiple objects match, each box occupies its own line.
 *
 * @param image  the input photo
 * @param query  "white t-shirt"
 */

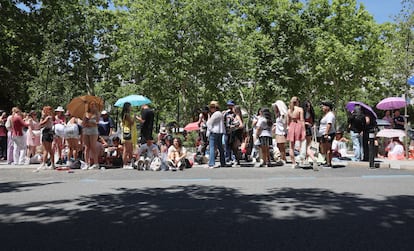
xmin=274 ymin=115 xmax=286 ymax=136
xmin=257 ymin=117 xmax=272 ymax=137
xmin=206 ymin=111 xmax=225 ymax=134
xmin=318 ymin=111 xmax=336 ymax=136
xmin=332 ymin=139 xmax=347 ymax=156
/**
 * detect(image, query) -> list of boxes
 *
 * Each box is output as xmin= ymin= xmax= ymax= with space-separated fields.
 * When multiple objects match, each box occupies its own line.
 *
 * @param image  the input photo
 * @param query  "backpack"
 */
xmin=149 ymin=157 xmax=162 ymax=171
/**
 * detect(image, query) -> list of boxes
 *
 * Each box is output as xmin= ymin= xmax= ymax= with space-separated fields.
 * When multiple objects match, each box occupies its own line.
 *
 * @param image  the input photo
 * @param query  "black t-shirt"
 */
xmin=348 ymin=113 xmax=366 ymax=133
xmin=141 ymin=108 xmax=154 ymax=138
xmin=394 ymin=115 xmax=405 ymax=130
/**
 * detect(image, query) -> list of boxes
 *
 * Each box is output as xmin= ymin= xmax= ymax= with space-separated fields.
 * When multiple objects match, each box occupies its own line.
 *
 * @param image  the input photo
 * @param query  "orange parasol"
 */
xmin=66 ymin=95 xmax=104 ymax=118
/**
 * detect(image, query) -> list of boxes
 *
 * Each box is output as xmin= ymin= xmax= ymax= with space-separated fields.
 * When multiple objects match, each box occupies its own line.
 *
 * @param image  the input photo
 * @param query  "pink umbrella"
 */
xmin=184 ymin=121 xmax=200 ymax=131
xmin=376 ymin=129 xmax=406 ymax=138
xmin=376 ymin=97 xmax=406 ymax=110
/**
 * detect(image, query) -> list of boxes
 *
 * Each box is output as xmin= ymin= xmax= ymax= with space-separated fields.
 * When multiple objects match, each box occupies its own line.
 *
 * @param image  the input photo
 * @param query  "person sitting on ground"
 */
xmin=96 ymin=136 xmax=109 ymax=165
xmin=331 ymin=130 xmax=349 ymax=158
xmin=160 ymin=134 xmax=173 ymax=170
xmin=135 ymin=137 xmax=159 ymax=170
xmin=105 ymin=136 xmax=123 ymax=167
xmin=167 ymin=137 xmax=187 ymax=171
xmin=385 ymin=137 xmax=405 ymax=160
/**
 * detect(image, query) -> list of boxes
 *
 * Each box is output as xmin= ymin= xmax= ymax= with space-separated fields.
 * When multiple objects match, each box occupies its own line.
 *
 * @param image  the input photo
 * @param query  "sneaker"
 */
xmin=123 ymin=165 xmax=133 ymax=169
xmin=89 ymin=164 xmax=99 ymax=170
xmin=322 ymin=163 xmax=332 ymax=169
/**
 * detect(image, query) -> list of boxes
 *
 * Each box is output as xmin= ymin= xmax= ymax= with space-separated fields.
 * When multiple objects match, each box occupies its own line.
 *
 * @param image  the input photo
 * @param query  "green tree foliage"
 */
xmin=1 ymin=0 xmax=412 ymax=126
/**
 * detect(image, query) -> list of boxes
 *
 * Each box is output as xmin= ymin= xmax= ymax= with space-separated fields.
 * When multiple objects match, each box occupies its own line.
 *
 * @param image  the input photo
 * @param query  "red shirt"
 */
xmin=0 ymin=117 xmax=7 ymax=137
xmin=12 ymin=115 xmax=28 ymax=136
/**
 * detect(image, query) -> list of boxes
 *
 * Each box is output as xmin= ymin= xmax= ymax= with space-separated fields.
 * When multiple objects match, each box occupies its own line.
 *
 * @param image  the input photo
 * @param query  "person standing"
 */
xmin=230 ymin=105 xmax=244 ymax=166
xmin=206 ymin=101 xmax=226 ymax=168
xmin=82 ymin=101 xmax=100 ymax=169
xmin=382 ymin=110 xmax=393 ymax=129
xmin=0 ymin=111 xmax=7 ymax=160
xmin=272 ymin=101 xmax=288 ymax=163
xmin=36 ymin=106 xmax=55 ymax=171
xmin=256 ymin=108 xmax=273 ymax=167
xmin=5 ymin=108 xmax=17 ymax=164
xmin=347 ymin=104 xmax=365 ymax=161
xmin=197 ymin=106 xmax=209 ymax=156
xmin=121 ymin=102 xmax=136 ymax=169
xmin=287 ymin=96 xmax=306 ymax=168
xmin=54 ymin=106 xmax=66 ymax=165
xmin=362 ymin=108 xmax=376 ymax=162
xmin=11 ymin=108 xmax=29 ymax=165
xmin=223 ymin=100 xmax=235 ymax=163
xmin=137 ymin=104 xmax=154 ymax=144
xmin=318 ymin=101 xmax=336 ymax=167
xmin=65 ymin=113 xmax=81 ymax=165
xmin=393 ymin=109 xmax=405 ymax=130
xmin=26 ymin=110 xmax=41 ymax=163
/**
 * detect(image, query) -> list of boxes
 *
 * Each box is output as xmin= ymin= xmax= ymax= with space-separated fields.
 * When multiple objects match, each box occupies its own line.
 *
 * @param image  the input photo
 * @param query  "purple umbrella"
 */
xmin=376 ymin=97 xmax=406 ymax=110
xmin=346 ymin=101 xmax=377 ymax=118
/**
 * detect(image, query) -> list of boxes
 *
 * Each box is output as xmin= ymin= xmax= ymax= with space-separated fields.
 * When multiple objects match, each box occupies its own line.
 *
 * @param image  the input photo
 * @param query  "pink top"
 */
xmin=12 ymin=115 xmax=28 ymax=136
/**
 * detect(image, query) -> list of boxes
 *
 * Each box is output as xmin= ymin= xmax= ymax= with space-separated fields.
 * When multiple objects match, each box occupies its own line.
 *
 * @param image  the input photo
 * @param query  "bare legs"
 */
xmin=83 ymin=134 xmax=99 ymax=166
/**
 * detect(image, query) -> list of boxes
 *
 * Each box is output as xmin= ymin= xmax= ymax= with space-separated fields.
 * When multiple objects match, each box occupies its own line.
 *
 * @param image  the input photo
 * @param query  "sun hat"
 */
xmin=160 ymin=127 xmax=167 ymax=134
xmin=209 ymin=101 xmax=219 ymax=109
xmin=101 ymin=110 xmax=108 ymax=115
xmin=55 ymin=106 xmax=65 ymax=112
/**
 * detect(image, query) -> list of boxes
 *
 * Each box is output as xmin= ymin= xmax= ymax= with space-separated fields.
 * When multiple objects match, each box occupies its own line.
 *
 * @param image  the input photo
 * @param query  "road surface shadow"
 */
xmin=0 ymin=181 xmax=62 ymax=193
xmin=0 ymin=185 xmax=413 ymax=250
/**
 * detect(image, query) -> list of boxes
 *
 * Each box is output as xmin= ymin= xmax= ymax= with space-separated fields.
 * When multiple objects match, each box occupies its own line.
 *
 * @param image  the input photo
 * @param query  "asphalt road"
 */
xmin=1 ymin=164 xmax=413 ymax=251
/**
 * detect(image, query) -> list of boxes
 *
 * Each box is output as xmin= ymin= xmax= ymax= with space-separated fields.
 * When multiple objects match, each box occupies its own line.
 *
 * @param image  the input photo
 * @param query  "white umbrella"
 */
xmin=376 ymin=129 xmax=406 ymax=138
xmin=272 ymin=100 xmax=288 ymax=116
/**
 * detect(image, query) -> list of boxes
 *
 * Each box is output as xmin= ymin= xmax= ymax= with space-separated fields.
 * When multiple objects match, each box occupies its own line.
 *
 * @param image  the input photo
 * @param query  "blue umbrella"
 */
xmin=408 ymin=76 xmax=414 ymax=86
xmin=346 ymin=101 xmax=377 ymax=119
xmin=114 ymin=95 xmax=151 ymax=107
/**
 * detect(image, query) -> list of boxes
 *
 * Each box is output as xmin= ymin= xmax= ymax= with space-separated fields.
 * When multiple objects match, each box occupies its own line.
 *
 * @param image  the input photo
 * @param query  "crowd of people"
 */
xmin=195 ymin=98 xmax=338 ymax=169
xmin=193 ymin=98 xmax=409 ymax=169
xmin=0 ymin=97 xmax=410 ymax=172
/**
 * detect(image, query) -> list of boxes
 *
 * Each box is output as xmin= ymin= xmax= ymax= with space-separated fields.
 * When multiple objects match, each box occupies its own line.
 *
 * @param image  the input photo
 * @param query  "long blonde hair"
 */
xmin=289 ymin=96 xmax=300 ymax=111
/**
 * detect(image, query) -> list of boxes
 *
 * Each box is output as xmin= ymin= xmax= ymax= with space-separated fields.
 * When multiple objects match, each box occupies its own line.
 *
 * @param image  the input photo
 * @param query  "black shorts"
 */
xmin=259 ymin=136 xmax=272 ymax=146
xmin=42 ymin=128 xmax=54 ymax=143
xmin=317 ymin=133 xmax=335 ymax=144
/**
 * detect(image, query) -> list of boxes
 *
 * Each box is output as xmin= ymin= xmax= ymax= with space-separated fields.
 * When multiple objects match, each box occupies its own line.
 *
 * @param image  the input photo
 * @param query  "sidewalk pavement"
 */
xmin=1 ymin=157 xmax=413 ymax=171
xmin=345 ymin=158 xmax=414 ymax=170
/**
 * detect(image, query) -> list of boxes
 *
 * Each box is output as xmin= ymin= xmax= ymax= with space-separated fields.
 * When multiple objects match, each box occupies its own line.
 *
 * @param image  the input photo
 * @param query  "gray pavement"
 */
xmin=1 ymin=158 xmax=414 ymax=251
